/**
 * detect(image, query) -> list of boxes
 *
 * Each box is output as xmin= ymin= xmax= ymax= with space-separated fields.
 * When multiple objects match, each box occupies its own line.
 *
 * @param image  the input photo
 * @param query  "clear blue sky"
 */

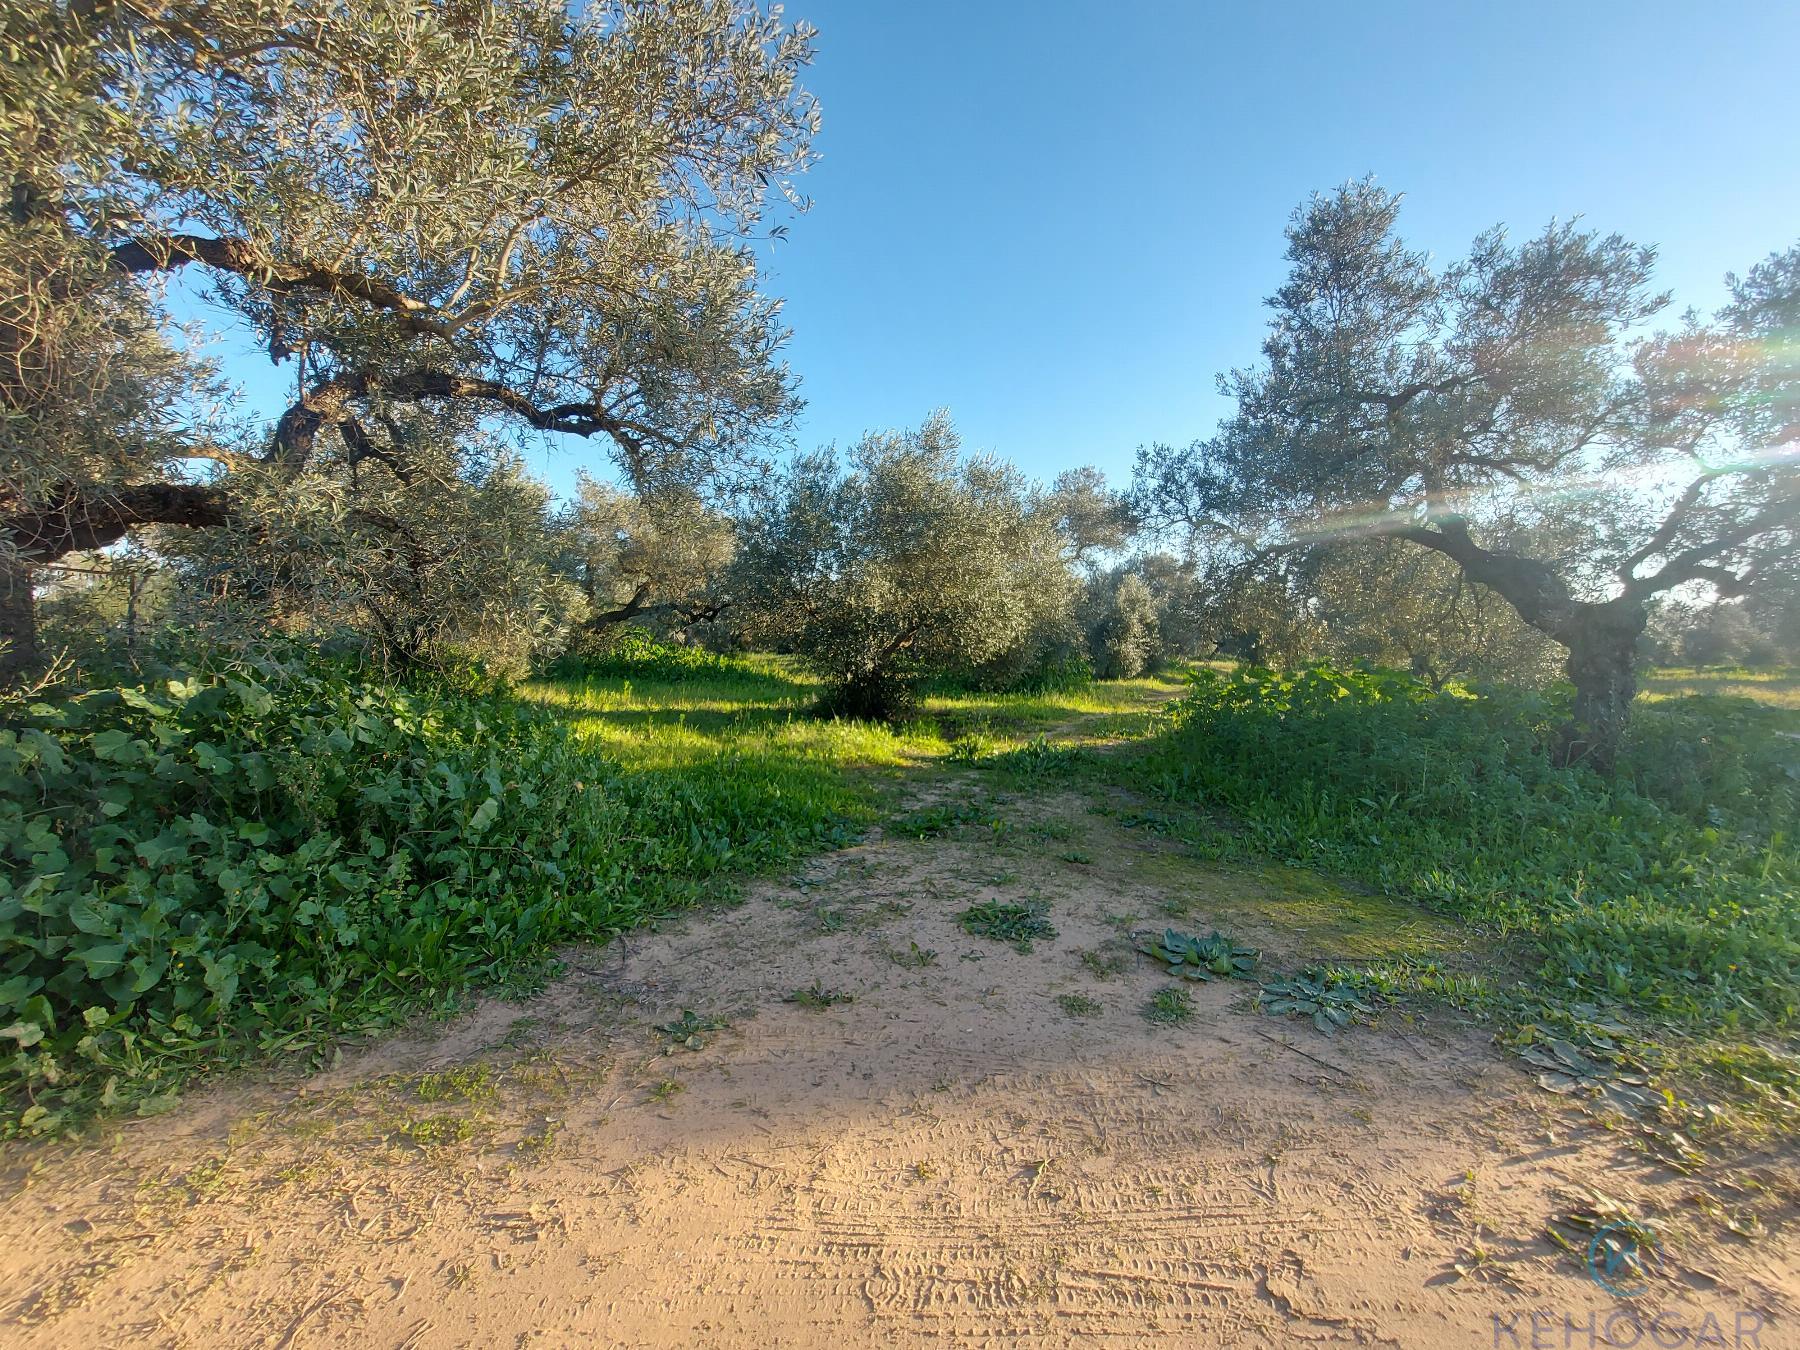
xmin=186 ymin=0 xmax=1800 ymax=495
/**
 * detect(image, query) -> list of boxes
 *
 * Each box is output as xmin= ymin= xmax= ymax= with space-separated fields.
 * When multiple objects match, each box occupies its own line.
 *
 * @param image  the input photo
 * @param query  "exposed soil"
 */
xmin=3 ymin=760 xmax=1796 ymax=1348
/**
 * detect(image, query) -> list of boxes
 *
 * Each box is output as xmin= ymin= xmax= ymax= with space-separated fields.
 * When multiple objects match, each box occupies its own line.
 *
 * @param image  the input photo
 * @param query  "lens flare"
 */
xmin=1275 ymin=439 xmax=1798 ymax=550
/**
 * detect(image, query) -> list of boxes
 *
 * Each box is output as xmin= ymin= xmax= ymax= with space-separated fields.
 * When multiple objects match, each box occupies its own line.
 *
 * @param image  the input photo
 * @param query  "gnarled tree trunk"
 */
xmin=0 ymin=552 xmax=39 ymax=682
xmin=0 ymin=482 xmax=230 ymax=682
xmin=1556 ymin=600 xmax=1647 ymax=773
xmin=1399 ymin=519 xmax=1650 ymax=772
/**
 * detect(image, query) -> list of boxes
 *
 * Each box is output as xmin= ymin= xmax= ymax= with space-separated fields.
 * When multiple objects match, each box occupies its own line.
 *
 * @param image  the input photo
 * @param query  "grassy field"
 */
xmin=6 ymin=651 xmax=1795 ymax=1134
xmin=531 ymin=652 xmax=1797 ymax=1041
xmin=0 ymin=652 xmax=1188 ymax=1133
xmin=1114 ymin=666 xmax=1798 ymax=1030
xmin=1640 ymin=664 xmax=1800 ymax=709
xmin=522 ymin=655 xmax=1189 ymax=774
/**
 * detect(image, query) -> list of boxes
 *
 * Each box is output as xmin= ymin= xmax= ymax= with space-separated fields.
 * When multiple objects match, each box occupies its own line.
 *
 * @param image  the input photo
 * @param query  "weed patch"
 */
xmin=958 ymin=901 xmax=1056 ymax=952
xmin=1056 ymin=993 xmax=1102 ymax=1018
xmin=392 ymin=1113 xmax=482 ymax=1149
xmin=1136 ymin=666 xmax=1799 ymax=1035
xmin=1136 ymin=928 xmax=1260 ymax=982
xmin=1078 ymin=946 xmax=1132 ymax=981
xmin=0 ymin=653 xmax=864 ymax=1135
xmin=656 ymin=1010 xmax=730 ymax=1051
xmin=415 ymin=1065 xmax=498 ymax=1103
xmin=1142 ymin=987 xmax=1195 ymax=1026
xmin=785 ymin=984 xmax=854 ymax=1010
xmin=1259 ymin=973 xmax=1374 ymax=1035
xmin=891 ymin=801 xmax=999 ymax=839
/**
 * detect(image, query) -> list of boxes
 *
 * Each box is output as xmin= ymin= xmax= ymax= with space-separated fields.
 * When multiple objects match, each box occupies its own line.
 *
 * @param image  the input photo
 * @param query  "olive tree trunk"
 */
xmin=0 ymin=553 xmax=39 ymax=682
xmin=1397 ymin=522 xmax=1650 ymax=773
xmin=1555 ymin=601 xmax=1648 ymax=773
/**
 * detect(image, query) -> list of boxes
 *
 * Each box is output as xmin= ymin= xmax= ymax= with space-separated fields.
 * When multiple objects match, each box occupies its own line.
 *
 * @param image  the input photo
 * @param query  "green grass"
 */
xmin=1639 ymin=665 xmax=1800 ymax=711
xmin=1141 ymin=987 xmax=1196 ymax=1026
xmin=1126 ymin=665 xmax=1799 ymax=1037
xmin=921 ymin=668 xmax=1192 ymax=746
xmin=3 ymin=644 xmax=1177 ymax=1134
xmin=785 ymin=983 xmax=855 ymax=1009
xmin=524 ymin=656 xmax=925 ymax=771
xmin=958 ymin=900 xmax=1058 ymax=952
xmin=1130 ymin=851 xmax=1472 ymax=963
xmin=521 ymin=655 xmax=1185 ymax=770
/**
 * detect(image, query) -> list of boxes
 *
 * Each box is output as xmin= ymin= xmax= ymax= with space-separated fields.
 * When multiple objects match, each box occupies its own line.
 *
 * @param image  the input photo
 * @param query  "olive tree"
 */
xmin=1044 ymin=466 xmax=1135 ymax=562
xmin=1135 ymin=182 xmax=1799 ymax=766
xmin=732 ymin=414 xmax=1075 ymax=718
xmin=555 ymin=476 xmax=736 ymax=640
xmin=2 ymin=0 xmax=817 ymax=676
xmin=1198 ymin=540 xmax=1562 ymax=688
xmin=1118 ymin=553 xmax=1211 ymax=661
xmin=32 ymin=546 xmax=176 ymax=672
xmin=1662 ymin=601 xmax=1786 ymax=668
xmin=1082 ymin=570 xmax=1160 ymax=678
xmin=951 ymin=464 xmax=1124 ymax=690
xmin=167 ymin=416 xmax=584 ymax=676
xmin=1740 ymin=545 xmax=1800 ymax=660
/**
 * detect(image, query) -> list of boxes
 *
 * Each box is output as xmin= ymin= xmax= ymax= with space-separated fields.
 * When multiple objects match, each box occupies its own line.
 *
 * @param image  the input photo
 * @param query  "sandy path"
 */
xmin=2 ymin=771 xmax=1795 ymax=1348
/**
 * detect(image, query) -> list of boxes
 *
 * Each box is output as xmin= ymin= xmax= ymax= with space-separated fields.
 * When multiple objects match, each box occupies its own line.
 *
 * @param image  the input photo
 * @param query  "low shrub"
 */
xmin=815 ymin=664 xmax=921 ymax=721
xmin=551 ymin=625 xmax=736 ymax=682
xmin=0 ymin=652 xmax=853 ymax=1133
xmin=931 ymin=650 xmax=1094 ymax=698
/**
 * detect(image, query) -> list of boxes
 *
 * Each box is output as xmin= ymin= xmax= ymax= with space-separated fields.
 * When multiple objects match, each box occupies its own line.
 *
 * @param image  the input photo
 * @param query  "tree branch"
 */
xmin=383 ymin=369 xmax=625 ymax=438
xmin=4 ymin=483 xmax=230 ymax=565
xmin=588 ymin=581 xmax=654 ymax=626
xmin=584 ymin=583 xmax=731 ymax=629
xmin=1626 ymin=491 xmax=1800 ymax=599
xmin=110 ymin=233 xmax=460 ymax=338
xmin=1297 ymin=373 xmax=1484 ymax=414
xmin=272 ymin=373 xmax=367 ymax=467
xmin=1395 ymin=521 xmax=1583 ymax=640
xmin=1619 ymin=470 xmax=1719 ymax=581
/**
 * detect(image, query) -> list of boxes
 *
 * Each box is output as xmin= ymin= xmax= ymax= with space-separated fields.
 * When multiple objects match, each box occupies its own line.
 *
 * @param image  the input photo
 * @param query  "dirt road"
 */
xmin=3 ymin=769 xmax=1793 ymax=1347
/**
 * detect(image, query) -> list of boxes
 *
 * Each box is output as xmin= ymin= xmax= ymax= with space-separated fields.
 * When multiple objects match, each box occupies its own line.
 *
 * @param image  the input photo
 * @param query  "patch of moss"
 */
xmin=1127 ymin=849 xmax=1467 ymax=961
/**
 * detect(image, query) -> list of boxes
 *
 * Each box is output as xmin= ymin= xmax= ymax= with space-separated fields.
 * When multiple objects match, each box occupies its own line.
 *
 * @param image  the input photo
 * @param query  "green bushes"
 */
xmin=0 ymin=655 xmax=854 ymax=1133
xmin=1615 ymin=693 xmax=1800 ymax=840
xmin=939 ymin=649 xmax=1094 ymax=698
xmin=730 ymin=415 xmax=1081 ymax=720
xmin=1142 ymin=665 xmax=1799 ymax=1030
xmin=552 ymin=626 xmax=737 ymax=681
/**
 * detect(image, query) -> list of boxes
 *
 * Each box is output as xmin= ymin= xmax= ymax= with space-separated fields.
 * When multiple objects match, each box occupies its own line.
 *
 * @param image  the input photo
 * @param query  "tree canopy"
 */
xmin=2 ymin=0 xmax=818 ymax=673
xmin=731 ymin=413 xmax=1077 ymax=717
xmin=1135 ymin=181 xmax=1799 ymax=762
xmin=557 ymin=475 xmax=736 ymax=636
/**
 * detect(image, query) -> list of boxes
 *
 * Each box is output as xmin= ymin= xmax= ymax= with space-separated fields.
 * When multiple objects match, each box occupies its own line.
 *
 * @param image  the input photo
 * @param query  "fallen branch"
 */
xmin=1252 ymin=1027 xmax=1352 ymax=1078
